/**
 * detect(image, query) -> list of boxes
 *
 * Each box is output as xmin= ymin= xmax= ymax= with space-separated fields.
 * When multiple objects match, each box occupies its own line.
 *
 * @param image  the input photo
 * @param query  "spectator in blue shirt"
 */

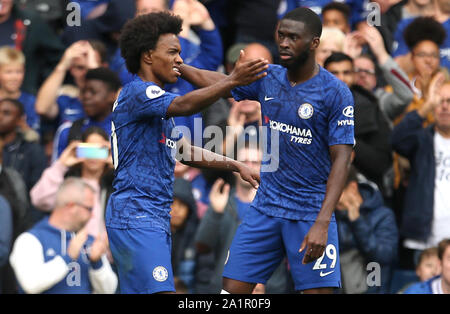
xmin=0 ymin=46 xmax=40 ymax=134
xmin=35 ymin=40 xmax=108 ymax=127
xmin=392 ymin=1 xmax=450 ymax=75
xmin=52 ymin=67 xmax=121 ymax=161
xmin=9 ymin=177 xmax=117 ymax=294
xmin=403 ymin=238 xmax=450 ymax=294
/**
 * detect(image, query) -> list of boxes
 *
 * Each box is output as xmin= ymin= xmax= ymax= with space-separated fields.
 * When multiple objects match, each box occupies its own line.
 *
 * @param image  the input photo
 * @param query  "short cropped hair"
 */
xmin=0 ymin=98 xmax=24 ymax=116
xmin=322 ymin=2 xmax=351 ymax=21
xmin=324 ymin=52 xmax=353 ymax=69
xmin=119 ymin=11 xmax=183 ymax=74
xmin=438 ymin=238 xmax=450 ymax=261
xmin=320 ymin=27 xmax=346 ymax=50
xmin=88 ymin=39 xmax=108 ymax=65
xmin=417 ymin=247 xmax=438 ymax=268
xmin=282 ymin=7 xmax=323 ymax=38
xmin=404 ymin=17 xmax=446 ymax=50
xmin=55 ymin=177 xmax=95 ymax=209
xmin=0 ymin=46 xmax=25 ymax=66
xmin=85 ymin=67 xmax=122 ymax=92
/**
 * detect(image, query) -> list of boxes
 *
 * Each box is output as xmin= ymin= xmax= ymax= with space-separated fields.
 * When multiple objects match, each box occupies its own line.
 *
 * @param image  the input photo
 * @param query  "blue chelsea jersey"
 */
xmin=105 ymin=76 xmax=182 ymax=232
xmin=232 ymin=64 xmax=355 ymax=221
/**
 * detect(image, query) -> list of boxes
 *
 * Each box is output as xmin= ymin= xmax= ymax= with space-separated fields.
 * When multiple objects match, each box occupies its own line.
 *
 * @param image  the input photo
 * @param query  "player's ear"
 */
xmin=142 ymin=50 xmax=153 ymax=65
xmin=311 ymin=37 xmax=320 ymax=50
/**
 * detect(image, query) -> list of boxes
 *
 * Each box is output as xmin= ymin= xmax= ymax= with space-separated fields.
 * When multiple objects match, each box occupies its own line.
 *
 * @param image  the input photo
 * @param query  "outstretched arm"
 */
xmin=179 ymin=63 xmax=228 ymax=88
xmin=179 ymin=50 xmax=267 ymax=92
xmin=176 ymin=137 xmax=260 ymax=189
xmin=168 ymin=52 xmax=267 ymax=117
xmin=300 ymin=144 xmax=353 ymax=264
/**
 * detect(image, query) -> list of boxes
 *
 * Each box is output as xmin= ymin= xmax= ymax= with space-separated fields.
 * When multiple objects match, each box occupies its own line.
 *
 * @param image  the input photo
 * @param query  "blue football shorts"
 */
xmin=222 ymin=206 xmax=341 ymax=291
xmin=106 ymin=226 xmax=175 ymax=294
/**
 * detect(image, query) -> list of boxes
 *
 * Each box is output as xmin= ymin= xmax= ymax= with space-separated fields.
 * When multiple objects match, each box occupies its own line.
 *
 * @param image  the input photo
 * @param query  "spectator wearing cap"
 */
xmin=170 ymin=178 xmax=199 ymax=294
xmin=0 ymin=0 xmax=65 ymax=94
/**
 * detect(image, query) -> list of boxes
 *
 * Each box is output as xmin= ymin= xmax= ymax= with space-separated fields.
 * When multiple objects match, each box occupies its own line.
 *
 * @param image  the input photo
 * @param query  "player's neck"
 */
xmin=287 ymin=59 xmax=319 ymax=87
xmin=138 ymin=68 xmax=164 ymax=88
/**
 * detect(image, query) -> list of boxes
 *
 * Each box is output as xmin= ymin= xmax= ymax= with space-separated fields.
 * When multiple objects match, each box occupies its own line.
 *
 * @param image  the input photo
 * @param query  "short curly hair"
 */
xmin=119 ymin=12 xmax=182 ymax=74
xmin=404 ymin=17 xmax=446 ymax=50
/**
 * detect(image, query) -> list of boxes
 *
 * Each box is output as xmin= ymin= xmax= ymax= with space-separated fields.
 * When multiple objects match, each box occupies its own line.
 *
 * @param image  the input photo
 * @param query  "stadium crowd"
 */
xmin=0 ymin=0 xmax=449 ymax=294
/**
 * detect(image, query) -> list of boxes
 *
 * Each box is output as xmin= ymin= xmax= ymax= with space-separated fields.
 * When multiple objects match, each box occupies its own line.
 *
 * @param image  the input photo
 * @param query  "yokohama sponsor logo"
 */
xmin=268 ymin=118 xmax=312 ymax=137
xmin=266 ymin=117 xmax=312 ymax=145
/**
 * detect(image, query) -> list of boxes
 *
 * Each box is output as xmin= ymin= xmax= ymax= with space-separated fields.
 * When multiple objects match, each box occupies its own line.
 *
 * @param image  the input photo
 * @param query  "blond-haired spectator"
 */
xmin=0 ymin=46 xmax=40 ymax=133
xmin=316 ymin=27 xmax=346 ymax=66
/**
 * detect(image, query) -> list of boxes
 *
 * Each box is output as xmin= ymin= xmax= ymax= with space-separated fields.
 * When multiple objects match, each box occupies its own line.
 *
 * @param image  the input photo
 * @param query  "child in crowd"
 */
xmin=0 ymin=46 xmax=40 ymax=135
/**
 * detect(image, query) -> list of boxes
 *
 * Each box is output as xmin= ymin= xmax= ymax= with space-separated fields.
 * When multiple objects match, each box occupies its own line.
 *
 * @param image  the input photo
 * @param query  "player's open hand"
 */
xmin=237 ymin=162 xmax=260 ymax=189
xmin=299 ymin=220 xmax=329 ymax=264
xmin=229 ymin=50 xmax=269 ymax=86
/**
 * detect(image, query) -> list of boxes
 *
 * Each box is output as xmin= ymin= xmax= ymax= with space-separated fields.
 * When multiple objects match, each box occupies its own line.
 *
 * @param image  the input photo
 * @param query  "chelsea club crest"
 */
xmin=153 ymin=266 xmax=168 ymax=282
xmin=298 ymin=103 xmax=314 ymax=119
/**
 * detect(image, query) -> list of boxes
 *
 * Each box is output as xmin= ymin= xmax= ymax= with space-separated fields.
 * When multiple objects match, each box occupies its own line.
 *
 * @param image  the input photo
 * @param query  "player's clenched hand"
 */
xmin=237 ymin=163 xmax=260 ymax=189
xmin=299 ymin=220 xmax=329 ymax=264
xmin=229 ymin=50 xmax=269 ymax=86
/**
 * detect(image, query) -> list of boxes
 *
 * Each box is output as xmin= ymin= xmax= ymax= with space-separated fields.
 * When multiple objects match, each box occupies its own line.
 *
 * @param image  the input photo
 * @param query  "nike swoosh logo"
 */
xmin=264 ymin=96 xmax=274 ymax=101
xmin=319 ymin=270 xmax=335 ymax=277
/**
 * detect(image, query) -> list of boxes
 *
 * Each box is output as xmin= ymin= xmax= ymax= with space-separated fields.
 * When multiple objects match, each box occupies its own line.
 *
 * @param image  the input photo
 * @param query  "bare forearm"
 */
xmin=317 ymin=145 xmax=353 ymax=223
xmin=35 ymin=64 xmax=66 ymax=118
xmin=180 ymin=64 xmax=228 ymax=89
xmin=179 ymin=143 xmax=241 ymax=173
xmin=168 ymin=78 xmax=236 ymax=117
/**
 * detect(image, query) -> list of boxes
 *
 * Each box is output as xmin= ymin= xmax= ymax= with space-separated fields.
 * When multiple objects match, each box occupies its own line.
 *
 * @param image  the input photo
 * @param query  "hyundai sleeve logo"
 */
xmin=342 ymin=106 xmax=354 ymax=118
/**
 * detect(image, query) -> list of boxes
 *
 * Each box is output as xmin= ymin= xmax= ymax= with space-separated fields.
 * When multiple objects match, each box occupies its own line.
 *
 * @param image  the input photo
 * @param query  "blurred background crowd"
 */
xmin=0 ymin=0 xmax=449 ymax=294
